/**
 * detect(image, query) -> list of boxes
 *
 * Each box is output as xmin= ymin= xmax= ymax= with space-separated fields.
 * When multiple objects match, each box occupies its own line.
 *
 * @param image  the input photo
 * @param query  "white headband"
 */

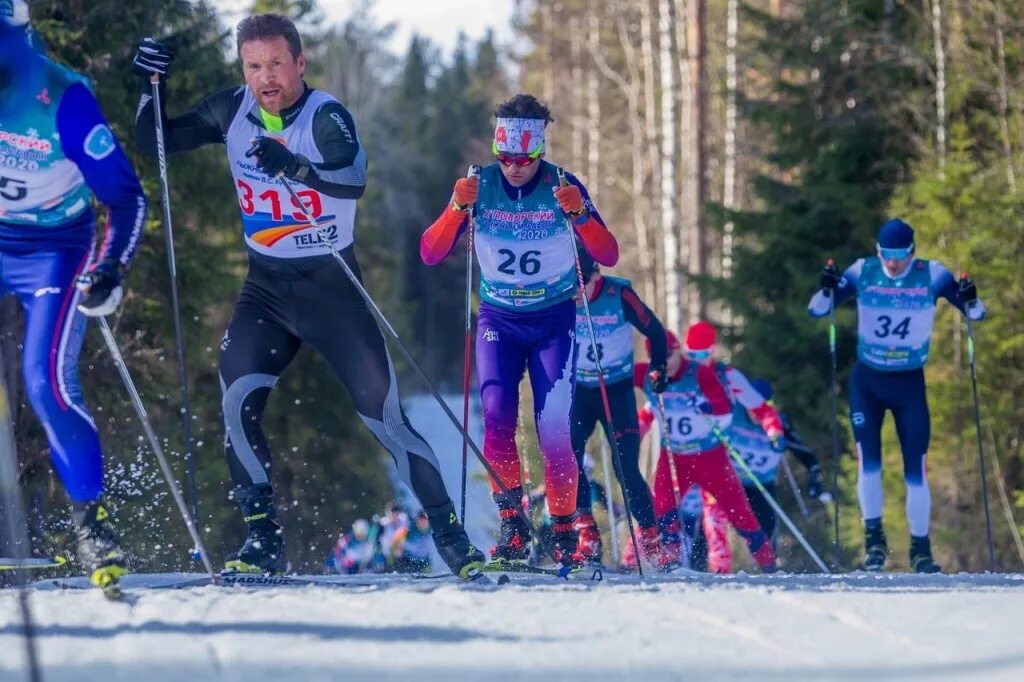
xmin=494 ymin=117 xmax=546 ymax=156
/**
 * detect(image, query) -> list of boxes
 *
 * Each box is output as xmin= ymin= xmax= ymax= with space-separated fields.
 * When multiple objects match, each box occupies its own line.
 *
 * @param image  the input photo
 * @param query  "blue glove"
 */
xmin=769 ymin=435 xmax=786 ymax=453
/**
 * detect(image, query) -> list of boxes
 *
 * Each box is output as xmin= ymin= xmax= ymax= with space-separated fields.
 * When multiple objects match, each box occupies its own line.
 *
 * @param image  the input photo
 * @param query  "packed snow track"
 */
xmin=1 ymin=571 xmax=1022 ymax=681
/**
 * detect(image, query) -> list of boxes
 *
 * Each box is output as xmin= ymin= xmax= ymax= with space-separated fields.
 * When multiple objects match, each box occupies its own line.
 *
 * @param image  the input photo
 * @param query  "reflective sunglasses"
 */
xmin=492 ymin=140 xmax=544 ymax=167
xmin=877 ymin=245 xmax=914 ymax=260
xmin=686 ymin=349 xmax=713 ymax=362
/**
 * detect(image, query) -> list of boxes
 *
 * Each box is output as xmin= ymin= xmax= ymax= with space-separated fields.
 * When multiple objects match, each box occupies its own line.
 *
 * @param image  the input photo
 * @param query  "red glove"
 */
xmin=452 ymin=177 xmax=479 ymax=209
xmin=553 ymin=184 xmax=585 ymax=216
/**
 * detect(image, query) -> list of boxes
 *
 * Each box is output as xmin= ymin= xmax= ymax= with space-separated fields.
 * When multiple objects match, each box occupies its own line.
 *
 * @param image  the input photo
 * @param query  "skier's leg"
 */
xmin=570 ymin=385 xmax=602 ymax=561
xmin=701 ymin=490 xmax=733 ymax=573
xmin=700 ymin=446 xmax=777 ymax=571
xmin=8 ymin=247 xmax=101 ymax=503
xmin=598 ymin=379 xmax=656 ymax=529
xmin=218 ymin=267 xmax=300 ymax=574
xmin=891 ymin=369 xmax=939 ymax=571
xmin=746 ymin=482 xmax=779 ymax=549
xmin=850 ymin=362 xmax=889 ymax=566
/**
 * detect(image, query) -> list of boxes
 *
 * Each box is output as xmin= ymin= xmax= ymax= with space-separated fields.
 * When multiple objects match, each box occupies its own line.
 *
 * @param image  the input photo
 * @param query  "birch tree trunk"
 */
xmin=586 ymin=9 xmax=601 ymax=189
xmin=541 ymin=2 xmax=555 ymax=156
xmin=932 ymin=0 xmax=947 ymax=166
xmin=721 ymin=0 xmax=738 ymax=323
xmin=570 ymin=15 xmax=584 ymax=172
xmin=640 ymin=0 xmax=663 ymax=306
xmin=658 ymin=0 xmax=681 ymax=331
xmin=993 ymin=0 xmax=1016 ymax=190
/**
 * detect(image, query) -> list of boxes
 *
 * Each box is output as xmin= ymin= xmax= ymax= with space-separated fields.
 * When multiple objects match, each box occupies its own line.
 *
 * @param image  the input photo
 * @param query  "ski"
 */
xmin=483 ymin=558 xmax=604 ymax=581
xmin=0 ymin=555 xmax=67 ymax=571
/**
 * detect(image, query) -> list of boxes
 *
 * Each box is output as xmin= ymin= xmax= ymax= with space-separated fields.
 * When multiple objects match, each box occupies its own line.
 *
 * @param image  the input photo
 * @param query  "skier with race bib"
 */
xmin=132 ymin=13 xmax=482 ymax=579
xmin=421 ymin=94 xmax=619 ymax=568
xmin=809 ymin=218 xmax=985 ymax=572
xmin=0 ymin=5 xmax=147 ymax=591
xmin=639 ymin=326 xmax=779 ymax=573
xmin=570 ymin=248 xmax=675 ymax=568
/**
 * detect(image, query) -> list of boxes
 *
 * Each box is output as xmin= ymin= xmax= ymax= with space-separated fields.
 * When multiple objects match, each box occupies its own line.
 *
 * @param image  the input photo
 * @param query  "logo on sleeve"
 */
xmin=84 ymin=124 xmax=116 ymax=160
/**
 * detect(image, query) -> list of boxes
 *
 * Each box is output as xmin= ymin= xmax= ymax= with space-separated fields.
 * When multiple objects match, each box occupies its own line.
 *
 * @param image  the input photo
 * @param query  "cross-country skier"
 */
xmin=728 ymin=378 xmax=826 ymax=547
xmin=570 ymin=249 xmax=674 ymax=567
xmin=809 ymin=218 xmax=985 ymax=573
xmin=0 ymin=4 xmax=147 ymax=590
xmin=132 ymin=13 xmax=482 ymax=579
xmin=639 ymin=326 xmax=779 ymax=573
xmin=420 ymin=94 xmax=619 ymax=567
xmin=330 ymin=518 xmax=374 ymax=575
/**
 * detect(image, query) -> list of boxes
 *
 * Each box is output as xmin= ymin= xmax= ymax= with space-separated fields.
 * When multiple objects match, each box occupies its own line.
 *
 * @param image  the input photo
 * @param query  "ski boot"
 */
xmin=425 ymin=501 xmax=485 ymax=581
xmin=490 ymin=488 xmax=531 ymax=561
xmin=910 ymin=535 xmax=941 ymax=574
xmin=573 ymin=513 xmax=603 ymax=564
xmin=224 ymin=485 xmax=289 ymax=575
xmin=862 ymin=520 xmax=888 ymax=572
xmin=551 ymin=514 xmax=583 ymax=569
xmin=72 ymin=501 xmax=128 ymax=593
xmin=640 ymin=525 xmax=679 ymax=571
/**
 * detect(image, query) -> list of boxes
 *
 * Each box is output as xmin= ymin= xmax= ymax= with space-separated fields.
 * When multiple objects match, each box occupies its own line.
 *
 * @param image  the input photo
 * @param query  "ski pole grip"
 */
xmin=467 ymin=164 xmax=481 ymax=179
xmin=556 ymin=165 xmax=569 ymax=187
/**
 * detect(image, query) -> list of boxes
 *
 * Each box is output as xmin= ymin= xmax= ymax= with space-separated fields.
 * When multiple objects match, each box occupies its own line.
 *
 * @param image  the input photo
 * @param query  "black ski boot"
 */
xmin=862 ymin=520 xmax=888 ymax=572
xmin=224 ymin=485 xmax=289 ymax=575
xmin=550 ymin=513 xmax=583 ymax=569
xmin=489 ymin=488 xmax=531 ymax=561
xmin=910 ymin=535 xmax=942 ymax=574
xmin=72 ymin=500 xmax=128 ymax=590
xmin=425 ymin=501 xmax=485 ymax=581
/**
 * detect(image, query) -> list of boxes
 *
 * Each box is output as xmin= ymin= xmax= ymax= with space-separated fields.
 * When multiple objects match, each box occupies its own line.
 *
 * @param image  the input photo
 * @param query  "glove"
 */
xmin=806 ymin=464 xmax=824 ymax=499
xmin=820 ymin=261 xmax=840 ymax=291
xmin=769 ymin=434 xmax=786 ymax=453
xmin=553 ymin=184 xmax=585 ymax=217
xmin=958 ymin=276 xmax=978 ymax=304
xmin=76 ymin=259 xmax=124 ymax=317
xmin=132 ymin=38 xmax=175 ymax=79
xmin=451 ymin=177 xmax=479 ymax=211
xmin=696 ymin=400 xmax=714 ymax=415
xmin=648 ymin=365 xmax=669 ymax=393
xmin=246 ymin=137 xmax=301 ymax=179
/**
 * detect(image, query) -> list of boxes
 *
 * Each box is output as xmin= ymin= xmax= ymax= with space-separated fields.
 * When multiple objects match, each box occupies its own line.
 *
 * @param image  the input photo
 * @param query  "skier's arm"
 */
xmin=304 ymin=102 xmax=366 ymax=200
xmin=560 ymin=171 xmax=618 ymax=266
xmin=931 ymin=261 xmax=986 ymax=321
xmin=723 ymin=366 xmax=783 ymax=439
xmin=782 ymin=414 xmax=820 ymax=471
xmin=135 ymin=85 xmax=240 ymax=156
xmin=420 ymin=202 xmax=469 ymax=265
xmin=622 ymin=286 xmax=668 ymax=369
xmin=696 ymin=363 xmax=733 ymax=427
xmin=808 ymin=259 xmax=861 ymax=317
xmin=57 ymin=83 xmax=147 ymax=268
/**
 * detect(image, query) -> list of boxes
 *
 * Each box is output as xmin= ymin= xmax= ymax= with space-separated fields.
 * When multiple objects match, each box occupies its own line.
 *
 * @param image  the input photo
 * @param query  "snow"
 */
xmin=3 ymin=572 xmax=1024 ymax=681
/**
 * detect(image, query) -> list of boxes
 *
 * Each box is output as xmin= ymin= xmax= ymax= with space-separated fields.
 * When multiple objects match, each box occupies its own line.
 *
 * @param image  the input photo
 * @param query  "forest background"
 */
xmin=2 ymin=0 xmax=1021 ymax=573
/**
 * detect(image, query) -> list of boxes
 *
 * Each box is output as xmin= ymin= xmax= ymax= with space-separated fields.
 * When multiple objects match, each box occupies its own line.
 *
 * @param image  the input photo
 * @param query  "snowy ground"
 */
xmin=3 ymin=572 xmax=1024 ymax=681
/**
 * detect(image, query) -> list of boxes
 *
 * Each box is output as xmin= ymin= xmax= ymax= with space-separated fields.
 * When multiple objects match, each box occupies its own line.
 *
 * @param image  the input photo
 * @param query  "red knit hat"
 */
xmin=685 ymin=321 xmax=717 ymax=352
xmin=644 ymin=330 xmax=681 ymax=357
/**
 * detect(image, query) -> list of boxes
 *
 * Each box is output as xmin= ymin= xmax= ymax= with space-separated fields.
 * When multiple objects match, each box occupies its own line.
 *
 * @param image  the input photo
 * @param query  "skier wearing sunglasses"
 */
xmin=421 ymin=94 xmax=618 ymax=568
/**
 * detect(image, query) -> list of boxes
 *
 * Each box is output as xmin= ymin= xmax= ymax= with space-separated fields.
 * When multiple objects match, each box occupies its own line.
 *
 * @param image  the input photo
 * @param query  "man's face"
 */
xmin=880 ymin=253 xmax=914 ymax=278
xmin=240 ymin=36 xmax=305 ymax=115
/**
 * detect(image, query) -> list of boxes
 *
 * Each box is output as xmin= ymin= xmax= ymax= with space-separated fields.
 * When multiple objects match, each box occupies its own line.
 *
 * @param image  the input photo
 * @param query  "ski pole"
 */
xmin=150 ymin=74 xmax=199 ymax=529
xmin=598 ymin=438 xmax=621 ymax=563
xmin=655 ymin=396 xmax=682 ymax=508
xmin=95 ymin=318 xmax=217 ymax=582
xmin=273 ymin=176 xmax=562 ymax=567
xmin=708 ymin=417 xmax=829 ymax=572
xmin=826 ymin=258 xmax=842 ymax=566
xmin=780 ymin=457 xmax=810 ymax=519
xmin=0 ymin=347 xmax=42 ymax=682
xmin=963 ymin=279 xmax=996 ymax=572
xmin=460 ymin=164 xmax=481 ymax=525
xmin=556 ymin=167 xmax=643 ymax=577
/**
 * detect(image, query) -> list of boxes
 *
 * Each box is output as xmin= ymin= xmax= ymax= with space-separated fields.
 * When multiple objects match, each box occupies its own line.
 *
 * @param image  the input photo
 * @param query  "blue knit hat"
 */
xmin=877 ymin=219 xmax=915 ymax=250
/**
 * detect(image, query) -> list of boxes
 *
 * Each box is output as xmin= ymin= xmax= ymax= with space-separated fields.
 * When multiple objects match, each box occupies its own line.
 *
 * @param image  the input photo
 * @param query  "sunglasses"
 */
xmin=686 ymin=349 xmax=713 ymax=362
xmin=878 ymin=245 xmax=913 ymax=260
xmin=492 ymin=140 xmax=544 ymax=167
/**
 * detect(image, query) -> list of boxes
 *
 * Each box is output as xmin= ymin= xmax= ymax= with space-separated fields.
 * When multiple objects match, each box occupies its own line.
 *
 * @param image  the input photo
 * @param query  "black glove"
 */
xmin=76 ymin=259 xmax=124 ymax=317
xmin=806 ymin=464 xmax=824 ymax=499
xmin=820 ymin=261 xmax=840 ymax=291
xmin=648 ymin=365 xmax=669 ymax=394
xmin=132 ymin=38 xmax=175 ymax=79
xmin=958 ymin=276 xmax=978 ymax=304
xmin=246 ymin=137 xmax=302 ymax=179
